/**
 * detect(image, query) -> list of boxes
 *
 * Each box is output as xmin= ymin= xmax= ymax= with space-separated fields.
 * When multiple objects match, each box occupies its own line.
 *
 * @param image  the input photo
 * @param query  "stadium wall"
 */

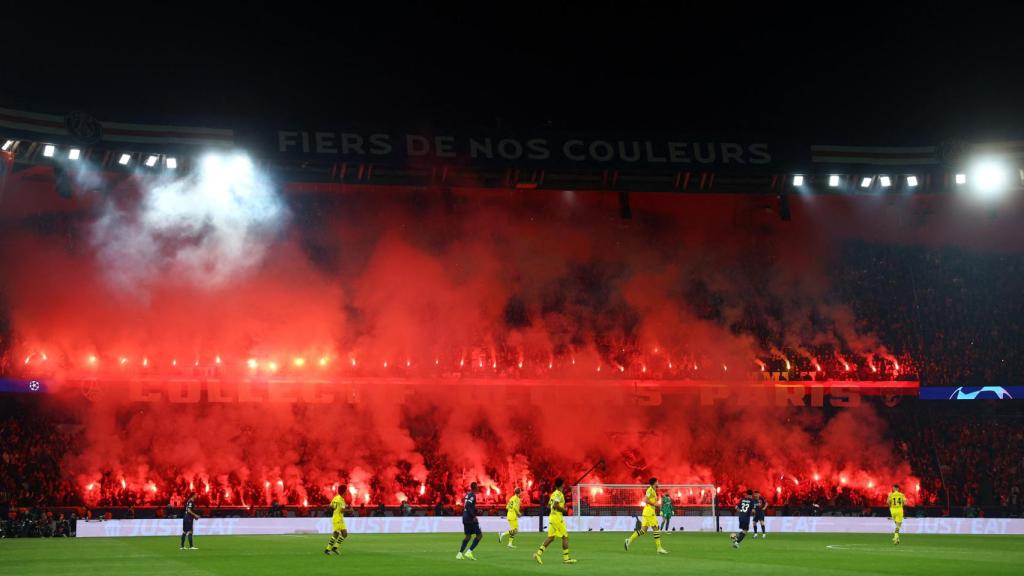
xmin=76 ymin=516 xmax=1024 ymax=537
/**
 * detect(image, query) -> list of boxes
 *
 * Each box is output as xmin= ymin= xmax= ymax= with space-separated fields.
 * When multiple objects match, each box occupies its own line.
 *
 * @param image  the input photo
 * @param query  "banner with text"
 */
xmin=77 ymin=516 xmax=1024 ymax=537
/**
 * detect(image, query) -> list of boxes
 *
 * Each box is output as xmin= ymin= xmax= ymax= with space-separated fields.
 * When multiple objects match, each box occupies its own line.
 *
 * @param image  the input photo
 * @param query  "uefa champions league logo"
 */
xmin=949 ymin=386 xmax=1013 ymax=400
xmin=28 ymin=380 xmax=41 ymax=392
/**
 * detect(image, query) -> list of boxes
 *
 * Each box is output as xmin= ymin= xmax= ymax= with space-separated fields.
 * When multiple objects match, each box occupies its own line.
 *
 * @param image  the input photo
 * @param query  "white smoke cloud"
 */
xmin=91 ymin=152 xmax=288 ymax=294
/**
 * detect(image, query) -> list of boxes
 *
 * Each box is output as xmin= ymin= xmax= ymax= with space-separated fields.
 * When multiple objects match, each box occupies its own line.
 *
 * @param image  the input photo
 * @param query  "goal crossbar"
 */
xmin=573 ymin=483 xmax=717 ymax=519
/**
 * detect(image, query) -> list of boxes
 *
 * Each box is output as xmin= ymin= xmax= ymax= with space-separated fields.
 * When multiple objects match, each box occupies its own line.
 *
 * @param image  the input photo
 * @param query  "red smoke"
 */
xmin=5 ymin=174 xmax=1014 ymax=507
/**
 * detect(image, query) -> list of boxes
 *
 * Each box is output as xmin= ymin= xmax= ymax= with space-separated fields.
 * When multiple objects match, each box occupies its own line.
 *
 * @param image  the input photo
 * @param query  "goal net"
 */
xmin=573 ymin=483 xmax=717 ymax=522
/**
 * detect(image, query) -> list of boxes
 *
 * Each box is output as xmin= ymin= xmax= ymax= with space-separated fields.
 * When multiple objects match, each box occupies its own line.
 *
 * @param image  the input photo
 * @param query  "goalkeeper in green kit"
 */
xmin=660 ymin=493 xmax=674 ymax=531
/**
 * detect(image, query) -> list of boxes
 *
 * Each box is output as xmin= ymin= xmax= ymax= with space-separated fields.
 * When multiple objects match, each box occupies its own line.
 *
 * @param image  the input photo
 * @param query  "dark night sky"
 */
xmin=4 ymin=2 xmax=1024 ymax=144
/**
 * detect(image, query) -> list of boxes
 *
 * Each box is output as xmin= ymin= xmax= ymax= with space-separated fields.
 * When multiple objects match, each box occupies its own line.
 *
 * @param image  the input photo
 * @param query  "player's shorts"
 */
xmin=891 ymin=510 xmax=903 ymax=524
xmin=738 ymin=514 xmax=751 ymax=532
xmin=753 ymin=511 xmax=766 ymax=522
xmin=547 ymin=516 xmax=568 ymax=538
xmin=463 ymin=517 xmax=482 ymax=536
xmin=332 ymin=517 xmax=347 ymax=532
xmin=662 ymin=511 xmax=674 ymax=520
xmin=641 ymin=511 xmax=659 ymax=528
xmin=507 ymin=514 xmax=519 ymax=530
xmin=182 ymin=518 xmax=194 ymax=533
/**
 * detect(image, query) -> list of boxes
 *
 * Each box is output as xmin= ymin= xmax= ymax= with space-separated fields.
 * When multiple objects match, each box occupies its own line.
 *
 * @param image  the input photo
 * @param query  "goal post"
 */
xmin=573 ymin=484 xmax=718 ymax=530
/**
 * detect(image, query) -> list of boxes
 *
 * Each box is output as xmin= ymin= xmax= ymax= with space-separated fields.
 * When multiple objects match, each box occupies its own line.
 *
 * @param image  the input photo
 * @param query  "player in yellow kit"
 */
xmin=625 ymin=477 xmax=668 ymax=554
xmin=324 ymin=484 xmax=349 ymax=555
xmin=533 ymin=478 xmax=577 ymax=564
xmin=887 ymin=484 xmax=905 ymax=545
xmin=498 ymin=487 xmax=522 ymax=548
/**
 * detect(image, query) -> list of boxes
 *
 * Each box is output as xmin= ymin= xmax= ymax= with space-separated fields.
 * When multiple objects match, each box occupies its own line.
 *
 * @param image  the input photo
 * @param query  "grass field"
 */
xmin=2 ymin=531 xmax=1022 ymax=575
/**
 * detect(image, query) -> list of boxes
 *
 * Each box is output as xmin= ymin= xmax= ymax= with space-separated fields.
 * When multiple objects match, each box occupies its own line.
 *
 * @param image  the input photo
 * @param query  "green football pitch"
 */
xmin=2 ymin=531 xmax=1022 ymax=575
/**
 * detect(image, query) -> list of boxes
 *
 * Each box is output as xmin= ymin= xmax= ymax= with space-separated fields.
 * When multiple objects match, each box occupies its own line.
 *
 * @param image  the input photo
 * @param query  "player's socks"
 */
xmin=654 ymin=528 xmax=665 ymax=552
xmin=180 ymin=534 xmax=186 ymax=548
xmin=736 ymin=532 xmax=746 ymax=544
xmin=459 ymin=538 xmax=469 ymax=553
xmin=536 ymin=544 xmax=547 ymax=558
xmin=469 ymin=537 xmax=481 ymax=551
xmin=509 ymin=532 xmax=516 ymax=547
xmin=326 ymin=536 xmax=336 ymax=551
xmin=188 ymin=534 xmax=193 ymax=548
xmin=562 ymin=548 xmax=570 ymax=563
xmin=628 ymin=530 xmax=641 ymax=544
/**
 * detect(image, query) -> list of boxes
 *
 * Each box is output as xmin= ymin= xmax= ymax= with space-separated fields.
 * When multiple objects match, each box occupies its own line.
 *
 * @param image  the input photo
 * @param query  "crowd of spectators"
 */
xmin=1 ymin=399 xmax=1020 ymax=538
xmin=834 ymin=241 xmax=1024 ymax=387
xmin=1 ymin=241 xmax=1023 ymax=535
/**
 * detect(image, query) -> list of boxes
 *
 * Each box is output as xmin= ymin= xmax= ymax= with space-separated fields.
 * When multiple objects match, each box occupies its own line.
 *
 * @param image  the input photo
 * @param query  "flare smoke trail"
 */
xmin=9 ymin=175 xmax=1010 ymax=506
xmin=89 ymin=153 xmax=287 ymax=294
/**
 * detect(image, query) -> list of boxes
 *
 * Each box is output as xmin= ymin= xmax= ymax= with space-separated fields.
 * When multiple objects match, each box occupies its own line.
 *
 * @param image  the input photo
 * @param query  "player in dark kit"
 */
xmin=180 ymin=492 xmax=200 ymax=550
xmin=730 ymin=489 xmax=755 ymax=548
xmin=456 ymin=482 xmax=483 ymax=560
xmin=752 ymin=489 xmax=768 ymax=538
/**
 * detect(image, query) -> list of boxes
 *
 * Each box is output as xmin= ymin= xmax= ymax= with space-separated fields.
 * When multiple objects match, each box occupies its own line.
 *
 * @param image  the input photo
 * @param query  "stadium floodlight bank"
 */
xmin=574 ymin=483 xmax=718 ymax=530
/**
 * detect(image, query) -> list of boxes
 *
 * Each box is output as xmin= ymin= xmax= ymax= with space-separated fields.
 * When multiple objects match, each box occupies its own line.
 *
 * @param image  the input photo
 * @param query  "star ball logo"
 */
xmin=28 ymin=380 xmax=41 ymax=392
xmin=949 ymin=386 xmax=1013 ymax=400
